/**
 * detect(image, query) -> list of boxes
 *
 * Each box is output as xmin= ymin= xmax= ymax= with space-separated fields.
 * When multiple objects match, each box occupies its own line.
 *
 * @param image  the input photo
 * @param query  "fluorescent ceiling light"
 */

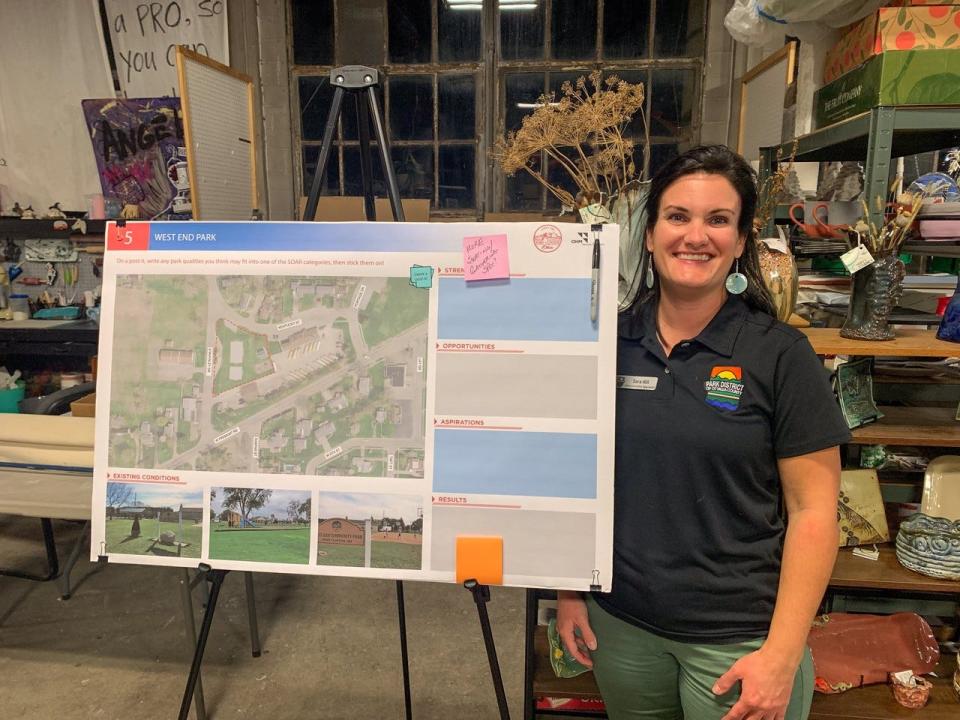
xmin=447 ymin=0 xmax=538 ymax=8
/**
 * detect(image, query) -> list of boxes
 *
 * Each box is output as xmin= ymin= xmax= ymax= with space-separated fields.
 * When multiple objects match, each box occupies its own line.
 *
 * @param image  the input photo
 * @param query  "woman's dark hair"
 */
xmin=630 ymin=144 xmax=775 ymax=316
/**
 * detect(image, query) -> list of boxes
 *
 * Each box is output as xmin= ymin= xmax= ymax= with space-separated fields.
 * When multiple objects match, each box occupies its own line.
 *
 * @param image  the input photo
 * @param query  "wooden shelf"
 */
xmin=850 ymin=406 xmax=960 ymax=447
xmin=531 ymin=623 xmax=959 ymax=719
xmin=802 ymin=328 xmax=960 ymax=358
xmin=0 ymin=217 xmax=105 ymax=238
xmin=809 ymin=654 xmax=959 ymax=719
xmin=830 ymin=545 xmax=960 ymax=595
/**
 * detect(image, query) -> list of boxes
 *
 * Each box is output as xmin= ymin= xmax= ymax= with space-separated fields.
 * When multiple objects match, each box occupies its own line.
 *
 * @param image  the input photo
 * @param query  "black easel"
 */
xmin=304 ymin=66 xmax=405 ymax=224
xmin=178 ymin=566 xmax=261 ymax=720
xmin=304 ymin=65 xmax=413 ymax=720
xmin=464 ymin=580 xmax=511 ymax=720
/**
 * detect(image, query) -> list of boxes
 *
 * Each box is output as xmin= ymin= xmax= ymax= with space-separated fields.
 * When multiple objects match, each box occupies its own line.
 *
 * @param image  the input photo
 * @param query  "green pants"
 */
xmin=586 ymin=596 xmax=813 ymax=720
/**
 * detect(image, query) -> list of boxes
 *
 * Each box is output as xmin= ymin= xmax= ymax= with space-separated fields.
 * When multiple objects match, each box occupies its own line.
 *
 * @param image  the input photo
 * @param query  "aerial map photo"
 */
xmin=107 ymin=274 xmax=428 ymax=478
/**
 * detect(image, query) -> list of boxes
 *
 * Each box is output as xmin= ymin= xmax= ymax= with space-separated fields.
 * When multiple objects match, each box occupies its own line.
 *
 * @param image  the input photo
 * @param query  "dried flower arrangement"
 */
xmin=493 ymin=71 xmax=647 ymax=212
xmin=852 ymin=191 xmax=925 ymax=257
xmin=753 ymin=139 xmax=799 ymax=236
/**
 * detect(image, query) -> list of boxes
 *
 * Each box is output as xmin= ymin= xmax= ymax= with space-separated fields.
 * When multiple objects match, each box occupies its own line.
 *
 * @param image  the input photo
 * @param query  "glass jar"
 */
xmin=9 ymin=293 xmax=30 ymax=321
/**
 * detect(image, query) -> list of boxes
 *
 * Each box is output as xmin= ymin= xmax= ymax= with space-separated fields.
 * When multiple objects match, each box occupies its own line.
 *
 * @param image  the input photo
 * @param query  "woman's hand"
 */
xmin=713 ymin=646 xmax=798 ymax=720
xmin=556 ymin=590 xmax=598 ymax=668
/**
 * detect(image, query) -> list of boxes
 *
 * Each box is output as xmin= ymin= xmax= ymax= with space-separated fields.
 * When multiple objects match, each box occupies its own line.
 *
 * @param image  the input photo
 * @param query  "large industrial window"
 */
xmin=290 ymin=0 xmax=705 ymax=216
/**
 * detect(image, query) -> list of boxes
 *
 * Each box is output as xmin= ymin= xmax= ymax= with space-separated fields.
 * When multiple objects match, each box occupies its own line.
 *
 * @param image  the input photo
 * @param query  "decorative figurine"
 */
xmin=11 ymin=202 xmax=23 ymax=217
xmin=45 ymin=262 xmax=57 ymax=286
xmin=45 ymin=202 xmax=66 ymax=219
xmin=20 ymin=205 xmax=36 ymax=219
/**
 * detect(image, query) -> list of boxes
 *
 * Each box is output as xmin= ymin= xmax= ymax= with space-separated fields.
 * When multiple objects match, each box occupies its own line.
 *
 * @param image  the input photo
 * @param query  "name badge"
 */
xmin=617 ymin=375 xmax=658 ymax=391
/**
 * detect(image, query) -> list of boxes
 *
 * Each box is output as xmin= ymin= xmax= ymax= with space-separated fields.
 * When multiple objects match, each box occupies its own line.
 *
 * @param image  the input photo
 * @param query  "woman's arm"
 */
xmin=714 ymin=445 xmax=841 ymax=720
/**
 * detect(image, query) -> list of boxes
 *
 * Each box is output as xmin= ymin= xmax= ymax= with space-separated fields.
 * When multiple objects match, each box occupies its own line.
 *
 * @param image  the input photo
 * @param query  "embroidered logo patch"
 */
xmin=704 ymin=366 xmax=744 ymax=410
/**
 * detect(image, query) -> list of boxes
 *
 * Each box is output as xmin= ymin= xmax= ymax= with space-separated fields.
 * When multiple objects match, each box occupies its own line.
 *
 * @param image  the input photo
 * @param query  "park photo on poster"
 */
xmin=316 ymin=492 xmax=423 ymax=570
xmin=209 ymin=488 xmax=312 ymax=564
xmin=105 ymin=483 xmax=204 ymax=558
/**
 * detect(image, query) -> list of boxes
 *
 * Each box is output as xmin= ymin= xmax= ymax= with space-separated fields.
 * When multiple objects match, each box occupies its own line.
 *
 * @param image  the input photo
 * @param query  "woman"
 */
xmin=557 ymin=145 xmax=850 ymax=720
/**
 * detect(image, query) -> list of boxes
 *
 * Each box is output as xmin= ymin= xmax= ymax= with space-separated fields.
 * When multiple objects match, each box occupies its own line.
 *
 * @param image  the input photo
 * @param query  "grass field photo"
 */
xmin=104 ymin=483 xmax=204 ymax=558
xmin=209 ymin=487 xmax=311 ymax=564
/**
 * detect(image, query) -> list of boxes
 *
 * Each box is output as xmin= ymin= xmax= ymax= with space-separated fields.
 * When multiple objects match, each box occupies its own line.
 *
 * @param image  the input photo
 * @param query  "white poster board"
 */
xmin=737 ymin=42 xmax=797 ymax=164
xmin=176 ymin=47 xmax=257 ymax=220
xmin=91 ymin=221 xmax=617 ymax=591
xmin=103 ymin=0 xmax=229 ymax=98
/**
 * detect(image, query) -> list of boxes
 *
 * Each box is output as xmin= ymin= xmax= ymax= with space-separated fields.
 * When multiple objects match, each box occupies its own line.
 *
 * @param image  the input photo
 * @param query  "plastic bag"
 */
xmin=724 ymin=0 xmax=887 ymax=46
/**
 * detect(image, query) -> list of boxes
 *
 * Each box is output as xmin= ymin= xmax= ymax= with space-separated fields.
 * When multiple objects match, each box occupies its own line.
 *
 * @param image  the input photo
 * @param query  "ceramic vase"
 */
xmin=757 ymin=240 xmax=798 ymax=323
xmin=895 ymin=512 xmax=960 ymax=580
xmin=840 ymin=254 xmax=906 ymax=341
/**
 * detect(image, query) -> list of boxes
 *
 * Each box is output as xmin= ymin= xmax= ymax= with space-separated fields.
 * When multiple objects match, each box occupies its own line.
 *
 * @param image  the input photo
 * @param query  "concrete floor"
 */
xmin=0 ymin=515 xmax=528 ymax=719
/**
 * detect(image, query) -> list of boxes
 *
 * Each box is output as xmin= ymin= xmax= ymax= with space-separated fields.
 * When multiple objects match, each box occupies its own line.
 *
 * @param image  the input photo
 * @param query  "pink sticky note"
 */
xmin=463 ymin=234 xmax=509 ymax=282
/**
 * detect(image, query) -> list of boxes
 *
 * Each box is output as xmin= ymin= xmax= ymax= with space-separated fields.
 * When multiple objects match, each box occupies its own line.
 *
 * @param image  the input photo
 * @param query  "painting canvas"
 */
xmin=82 ymin=98 xmax=191 ymax=220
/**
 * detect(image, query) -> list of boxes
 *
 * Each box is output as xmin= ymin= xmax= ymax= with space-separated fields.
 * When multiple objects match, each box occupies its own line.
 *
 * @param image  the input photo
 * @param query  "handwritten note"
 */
xmin=409 ymin=264 xmax=434 ymax=289
xmin=104 ymin=0 xmax=229 ymax=97
xmin=463 ymin=234 xmax=509 ymax=282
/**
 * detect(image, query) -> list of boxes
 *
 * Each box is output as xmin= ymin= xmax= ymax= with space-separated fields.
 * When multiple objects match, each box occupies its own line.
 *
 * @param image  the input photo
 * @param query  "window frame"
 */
xmin=288 ymin=0 xmax=706 ymax=217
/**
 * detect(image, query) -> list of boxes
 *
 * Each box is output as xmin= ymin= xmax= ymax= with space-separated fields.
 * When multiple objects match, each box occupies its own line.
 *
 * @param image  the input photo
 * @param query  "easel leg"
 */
xmin=366 ymin=85 xmax=405 ymax=222
xmin=179 ymin=568 xmax=228 ymax=720
xmin=465 ymin=580 xmax=511 ymax=720
xmin=397 ymin=580 xmax=413 ymax=720
xmin=179 ymin=569 xmax=207 ymax=720
xmin=244 ymin=572 xmax=262 ymax=657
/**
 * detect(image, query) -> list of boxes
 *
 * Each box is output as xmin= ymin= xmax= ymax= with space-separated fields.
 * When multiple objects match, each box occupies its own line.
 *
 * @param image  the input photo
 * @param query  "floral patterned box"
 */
xmin=824 ymin=4 xmax=960 ymax=83
xmin=814 ymin=48 xmax=960 ymax=128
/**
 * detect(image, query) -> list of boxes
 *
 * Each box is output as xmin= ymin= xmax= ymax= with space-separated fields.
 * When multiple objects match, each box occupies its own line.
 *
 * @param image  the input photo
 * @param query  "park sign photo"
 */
xmin=90 ymin=220 xmax=618 ymax=591
xmin=318 ymin=518 xmax=365 ymax=546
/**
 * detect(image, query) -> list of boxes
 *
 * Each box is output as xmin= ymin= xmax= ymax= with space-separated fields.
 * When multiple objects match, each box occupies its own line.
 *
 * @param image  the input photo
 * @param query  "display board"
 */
xmin=91 ymin=221 xmax=617 ymax=591
xmin=176 ymin=47 xmax=257 ymax=220
xmin=102 ymin=0 xmax=229 ymax=98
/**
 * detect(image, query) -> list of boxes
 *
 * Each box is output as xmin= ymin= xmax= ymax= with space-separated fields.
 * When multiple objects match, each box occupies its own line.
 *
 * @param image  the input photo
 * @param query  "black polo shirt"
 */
xmin=594 ymin=295 xmax=850 ymax=643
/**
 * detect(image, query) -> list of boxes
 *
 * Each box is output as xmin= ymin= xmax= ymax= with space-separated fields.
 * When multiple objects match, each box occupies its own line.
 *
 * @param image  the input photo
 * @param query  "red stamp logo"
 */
xmin=107 ymin=222 xmax=150 ymax=251
xmin=533 ymin=224 xmax=562 ymax=253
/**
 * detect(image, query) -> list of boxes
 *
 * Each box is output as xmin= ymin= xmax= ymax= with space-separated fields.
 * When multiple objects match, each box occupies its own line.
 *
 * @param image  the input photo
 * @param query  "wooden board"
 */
xmin=850 ymin=406 xmax=960 ymax=447
xmin=802 ymin=328 xmax=960 ymax=358
xmin=830 ymin=544 xmax=960 ymax=594
xmin=176 ymin=47 xmax=258 ymax=220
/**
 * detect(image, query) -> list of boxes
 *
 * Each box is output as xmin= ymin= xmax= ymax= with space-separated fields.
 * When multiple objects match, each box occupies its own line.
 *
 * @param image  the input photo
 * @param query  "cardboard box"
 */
xmin=70 ymin=392 xmax=96 ymax=418
xmin=814 ymin=48 xmax=960 ymax=128
xmin=825 ymin=4 xmax=960 ymax=83
xmin=298 ymin=196 xmax=431 ymax=222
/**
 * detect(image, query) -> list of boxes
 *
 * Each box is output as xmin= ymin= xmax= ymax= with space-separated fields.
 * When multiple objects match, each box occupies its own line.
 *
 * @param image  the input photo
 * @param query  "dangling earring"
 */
xmin=725 ymin=258 xmax=748 ymax=295
xmin=645 ymin=258 xmax=655 ymax=289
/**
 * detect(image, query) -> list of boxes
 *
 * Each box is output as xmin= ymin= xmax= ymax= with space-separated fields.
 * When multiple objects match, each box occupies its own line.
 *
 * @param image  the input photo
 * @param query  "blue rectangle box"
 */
xmin=433 ymin=429 xmax=597 ymax=498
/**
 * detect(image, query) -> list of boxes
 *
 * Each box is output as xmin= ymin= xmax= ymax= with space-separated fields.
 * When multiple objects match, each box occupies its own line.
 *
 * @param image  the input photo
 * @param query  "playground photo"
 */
xmin=104 ymin=483 xmax=204 ymax=558
xmin=209 ymin=487 xmax=312 ymax=564
xmin=316 ymin=492 xmax=423 ymax=570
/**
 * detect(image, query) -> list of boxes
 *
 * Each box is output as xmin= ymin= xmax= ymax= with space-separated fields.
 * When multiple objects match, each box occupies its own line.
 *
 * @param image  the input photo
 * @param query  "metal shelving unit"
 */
xmin=759 ymin=106 xmax=960 ymax=237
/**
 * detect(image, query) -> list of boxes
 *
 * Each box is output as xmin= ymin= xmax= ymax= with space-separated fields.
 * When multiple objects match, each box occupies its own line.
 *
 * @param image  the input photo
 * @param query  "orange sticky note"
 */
xmin=463 ymin=234 xmax=509 ymax=282
xmin=455 ymin=536 xmax=503 ymax=585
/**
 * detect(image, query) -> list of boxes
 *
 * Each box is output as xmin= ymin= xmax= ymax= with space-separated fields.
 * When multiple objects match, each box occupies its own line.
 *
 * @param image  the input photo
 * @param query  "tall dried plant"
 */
xmin=493 ymin=71 xmax=646 ymax=210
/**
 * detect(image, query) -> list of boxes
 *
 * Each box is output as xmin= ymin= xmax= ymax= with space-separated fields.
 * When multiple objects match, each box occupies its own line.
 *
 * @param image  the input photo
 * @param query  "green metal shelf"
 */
xmin=763 ymin=106 xmax=960 ymax=162
xmin=759 ymin=106 xmax=960 ymax=237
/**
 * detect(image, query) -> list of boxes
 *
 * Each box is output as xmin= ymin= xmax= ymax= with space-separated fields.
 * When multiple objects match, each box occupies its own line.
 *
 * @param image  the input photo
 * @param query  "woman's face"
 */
xmin=646 ymin=172 xmax=746 ymax=301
